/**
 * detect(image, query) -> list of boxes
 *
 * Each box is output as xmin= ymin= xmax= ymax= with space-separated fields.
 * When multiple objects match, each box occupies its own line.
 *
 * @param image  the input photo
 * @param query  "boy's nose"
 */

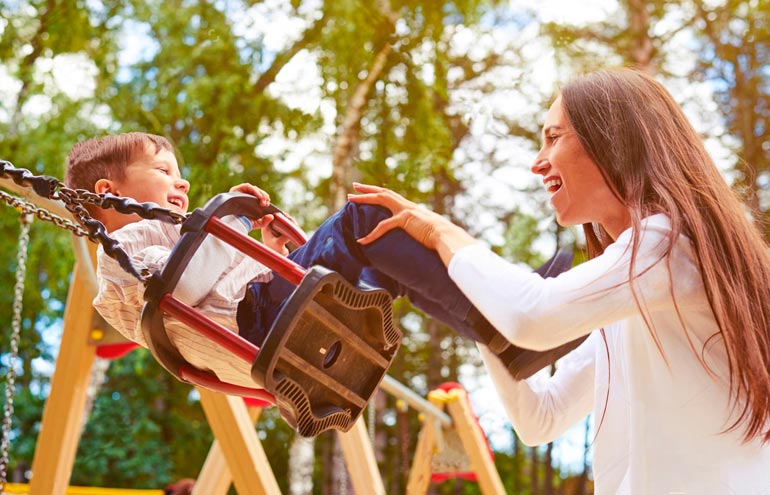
xmin=175 ymin=178 xmax=190 ymax=193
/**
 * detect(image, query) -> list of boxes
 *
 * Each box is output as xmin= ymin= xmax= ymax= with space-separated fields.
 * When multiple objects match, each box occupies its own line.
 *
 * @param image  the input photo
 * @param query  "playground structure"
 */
xmin=0 ymin=169 xmax=507 ymax=494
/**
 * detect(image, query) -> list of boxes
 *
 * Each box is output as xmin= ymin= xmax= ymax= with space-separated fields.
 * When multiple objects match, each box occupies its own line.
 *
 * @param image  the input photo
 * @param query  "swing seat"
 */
xmin=252 ymin=265 xmax=400 ymax=436
xmin=140 ymin=193 xmax=401 ymax=436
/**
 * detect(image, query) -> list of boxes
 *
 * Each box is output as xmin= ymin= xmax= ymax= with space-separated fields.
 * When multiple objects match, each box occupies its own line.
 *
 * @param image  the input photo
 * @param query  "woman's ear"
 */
xmin=94 ymin=178 xmax=116 ymax=195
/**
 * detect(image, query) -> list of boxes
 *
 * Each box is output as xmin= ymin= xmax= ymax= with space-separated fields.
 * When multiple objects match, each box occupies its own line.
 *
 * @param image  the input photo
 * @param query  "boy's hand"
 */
xmin=254 ymin=214 xmax=291 ymax=256
xmin=228 ymin=183 xmax=298 ymax=256
xmin=230 ymin=183 xmax=270 ymax=207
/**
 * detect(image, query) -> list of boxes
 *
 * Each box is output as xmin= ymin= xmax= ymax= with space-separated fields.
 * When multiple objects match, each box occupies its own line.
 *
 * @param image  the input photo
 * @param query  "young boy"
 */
xmin=66 ymin=132 xmax=282 ymax=359
xmin=66 ymin=132 xmax=560 ymax=387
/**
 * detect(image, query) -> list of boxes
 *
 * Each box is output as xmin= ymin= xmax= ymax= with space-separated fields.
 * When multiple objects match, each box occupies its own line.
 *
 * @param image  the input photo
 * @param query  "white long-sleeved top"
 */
xmin=94 ymin=218 xmax=272 ymax=387
xmin=448 ymin=214 xmax=770 ymax=494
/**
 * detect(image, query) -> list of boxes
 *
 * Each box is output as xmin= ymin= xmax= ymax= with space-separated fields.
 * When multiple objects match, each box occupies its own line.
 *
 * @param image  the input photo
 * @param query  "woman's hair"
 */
xmin=560 ymin=68 xmax=770 ymax=442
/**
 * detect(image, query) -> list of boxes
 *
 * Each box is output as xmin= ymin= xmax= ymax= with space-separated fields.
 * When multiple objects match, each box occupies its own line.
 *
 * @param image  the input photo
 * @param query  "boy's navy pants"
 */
xmin=236 ymin=202 xmax=481 ymax=346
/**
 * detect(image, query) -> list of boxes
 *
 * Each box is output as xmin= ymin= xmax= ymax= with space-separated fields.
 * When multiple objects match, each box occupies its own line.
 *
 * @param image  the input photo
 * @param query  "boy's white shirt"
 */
xmin=449 ymin=214 xmax=770 ymax=495
xmin=94 ymin=216 xmax=272 ymax=387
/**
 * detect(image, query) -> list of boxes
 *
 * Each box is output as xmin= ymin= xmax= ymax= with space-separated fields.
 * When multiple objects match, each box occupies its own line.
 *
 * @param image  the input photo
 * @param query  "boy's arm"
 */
xmin=175 ymin=215 xmax=254 ymax=306
xmin=94 ymin=223 xmax=179 ymax=346
xmin=94 ymin=219 xmax=256 ymax=345
xmin=228 ymin=182 xmax=293 ymax=256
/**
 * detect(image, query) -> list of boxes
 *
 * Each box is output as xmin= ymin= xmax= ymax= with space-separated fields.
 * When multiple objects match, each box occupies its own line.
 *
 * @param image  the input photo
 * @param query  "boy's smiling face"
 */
xmin=95 ymin=143 xmax=190 ymax=231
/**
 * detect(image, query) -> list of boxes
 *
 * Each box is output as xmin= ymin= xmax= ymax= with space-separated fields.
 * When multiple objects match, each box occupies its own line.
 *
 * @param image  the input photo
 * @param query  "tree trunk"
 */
xmin=626 ymin=0 xmax=655 ymax=73
xmin=288 ymin=435 xmax=315 ymax=495
xmin=426 ymin=320 xmax=444 ymax=389
xmin=545 ymin=441 xmax=554 ymax=495
xmin=254 ymin=14 xmax=330 ymax=94
xmin=531 ymin=445 xmax=539 ymax=495
xmin=329 ymin=40 xmax=393 ymax=209
xmin=512 ymin=430 xmax=521 ymax=494
xmin=579 ymin=417 xmax=591 ymax=495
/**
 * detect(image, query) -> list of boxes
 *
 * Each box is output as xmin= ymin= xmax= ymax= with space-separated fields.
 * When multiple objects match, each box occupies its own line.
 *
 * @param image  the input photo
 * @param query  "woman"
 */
xmin=349 ymin=69 xmax=770 ymax=494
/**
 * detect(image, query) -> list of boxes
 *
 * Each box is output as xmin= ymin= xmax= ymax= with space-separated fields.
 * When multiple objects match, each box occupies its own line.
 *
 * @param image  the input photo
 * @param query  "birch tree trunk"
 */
xmin=329 ymin=40 xmax=394 ymax=209
xmin=288 ymin=435 xmax=315 ymax=495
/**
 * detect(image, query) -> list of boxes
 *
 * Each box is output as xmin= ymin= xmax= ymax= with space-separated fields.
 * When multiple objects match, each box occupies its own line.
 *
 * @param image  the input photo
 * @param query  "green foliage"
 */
xmin=73 ymin=350 xmax=213 ymax=488
xmin=9 ymin=0 xmax=758 ymax=492
xmin=692 ymin=0 xmax=770 ymax=231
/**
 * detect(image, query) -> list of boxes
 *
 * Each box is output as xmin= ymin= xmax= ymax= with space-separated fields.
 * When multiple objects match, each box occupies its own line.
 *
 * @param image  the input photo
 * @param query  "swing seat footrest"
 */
xmin=252 ymin=265 xmax=401 ymax=437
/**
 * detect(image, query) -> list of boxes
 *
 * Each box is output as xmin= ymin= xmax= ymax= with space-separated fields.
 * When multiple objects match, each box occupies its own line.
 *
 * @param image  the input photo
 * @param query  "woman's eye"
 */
xmin=548 ymin=134 xmax=559 ymax=143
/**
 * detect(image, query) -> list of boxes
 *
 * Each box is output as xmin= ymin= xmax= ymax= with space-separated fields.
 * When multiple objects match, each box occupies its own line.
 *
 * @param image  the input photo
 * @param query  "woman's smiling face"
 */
xmin=531 ymin=96 xmax=630 ymax=239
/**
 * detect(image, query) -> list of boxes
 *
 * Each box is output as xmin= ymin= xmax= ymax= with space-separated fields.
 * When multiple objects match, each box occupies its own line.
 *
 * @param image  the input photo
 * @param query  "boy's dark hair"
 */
xmin=65 ymin=132 xmax=173 ymax=192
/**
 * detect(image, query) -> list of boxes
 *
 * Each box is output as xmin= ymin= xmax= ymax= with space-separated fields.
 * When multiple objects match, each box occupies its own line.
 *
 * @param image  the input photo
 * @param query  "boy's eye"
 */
xmin=158 ymin=167 xmax=169 ymax=174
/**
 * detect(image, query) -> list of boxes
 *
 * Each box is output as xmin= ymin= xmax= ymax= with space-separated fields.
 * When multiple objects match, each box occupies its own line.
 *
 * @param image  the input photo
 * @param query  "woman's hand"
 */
xmin=347 ymin=183 xmax=477 ymax=266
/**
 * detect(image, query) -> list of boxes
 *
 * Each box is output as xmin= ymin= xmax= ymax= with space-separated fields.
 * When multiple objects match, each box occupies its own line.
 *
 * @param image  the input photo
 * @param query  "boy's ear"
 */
xmin=94 ymin=179 xmax=116 ymax=195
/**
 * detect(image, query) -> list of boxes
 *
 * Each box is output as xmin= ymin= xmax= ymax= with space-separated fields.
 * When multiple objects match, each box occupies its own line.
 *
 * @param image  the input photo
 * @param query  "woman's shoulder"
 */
xmin=608 ymin=213 xmax=698 ymax=276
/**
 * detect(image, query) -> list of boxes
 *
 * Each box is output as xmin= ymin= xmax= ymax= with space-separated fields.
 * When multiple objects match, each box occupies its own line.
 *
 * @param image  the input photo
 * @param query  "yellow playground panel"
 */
xmin=3 ymin=483 xmax=164 ymax=494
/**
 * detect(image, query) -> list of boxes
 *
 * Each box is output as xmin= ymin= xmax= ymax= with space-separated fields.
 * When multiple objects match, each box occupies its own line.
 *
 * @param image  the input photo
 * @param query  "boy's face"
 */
xmin=110 ymin=145 xmax=190 ymax=214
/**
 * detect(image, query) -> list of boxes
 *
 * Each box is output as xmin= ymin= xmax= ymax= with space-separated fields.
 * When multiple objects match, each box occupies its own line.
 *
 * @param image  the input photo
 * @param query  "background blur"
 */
xmin=0 ymin=0 xmax=767 ymax=493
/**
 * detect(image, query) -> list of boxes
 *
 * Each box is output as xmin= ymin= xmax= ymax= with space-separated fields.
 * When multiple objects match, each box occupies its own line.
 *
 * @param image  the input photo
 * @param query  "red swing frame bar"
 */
xmin=149 ymin=205 xmax=309 ymax=404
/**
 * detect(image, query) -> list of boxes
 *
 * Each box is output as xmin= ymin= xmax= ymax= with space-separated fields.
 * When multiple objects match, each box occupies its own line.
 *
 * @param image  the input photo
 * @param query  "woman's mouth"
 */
xmin=544 ymin=177 xmax=563 ymax=194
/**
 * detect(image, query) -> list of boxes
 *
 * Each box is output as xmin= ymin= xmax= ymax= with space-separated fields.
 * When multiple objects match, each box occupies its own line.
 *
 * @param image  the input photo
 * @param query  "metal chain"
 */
xmin=0 ymin=213 xmax=32 ymax=490
xmin=0 ymin=160 xmax=189 ymax=283
xmin=0 ymin=190 xmax=90 ymax=237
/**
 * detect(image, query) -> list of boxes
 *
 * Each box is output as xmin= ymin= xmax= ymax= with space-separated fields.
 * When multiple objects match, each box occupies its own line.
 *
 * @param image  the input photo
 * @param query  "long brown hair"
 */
xmin=561 ymin=68 xmax=770 ymax=442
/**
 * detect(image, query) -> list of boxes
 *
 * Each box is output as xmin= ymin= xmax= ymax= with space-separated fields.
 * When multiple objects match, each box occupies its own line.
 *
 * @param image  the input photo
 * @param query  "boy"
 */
xmin=66 ymin=132 xmax=559 ymax=386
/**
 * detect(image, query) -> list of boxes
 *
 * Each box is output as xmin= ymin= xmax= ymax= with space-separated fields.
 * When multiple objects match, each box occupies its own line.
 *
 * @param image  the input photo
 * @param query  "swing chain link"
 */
xmin=0 ymin=160 xmax=189 ymax=283
xmin=0 ymin=189 xmax=90 ymax=237
xmin=0 ymin=212 xmax=32 ymax=490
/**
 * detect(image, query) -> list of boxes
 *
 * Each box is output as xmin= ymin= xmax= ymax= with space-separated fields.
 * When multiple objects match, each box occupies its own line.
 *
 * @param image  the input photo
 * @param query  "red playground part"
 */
xmin=430 ymin=382 xmax=495 ymax=484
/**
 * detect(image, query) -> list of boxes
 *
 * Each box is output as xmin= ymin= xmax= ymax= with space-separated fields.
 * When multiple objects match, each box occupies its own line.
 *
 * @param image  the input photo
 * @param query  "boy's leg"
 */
xmin=238 ymin=202 xmax=481 ymax=344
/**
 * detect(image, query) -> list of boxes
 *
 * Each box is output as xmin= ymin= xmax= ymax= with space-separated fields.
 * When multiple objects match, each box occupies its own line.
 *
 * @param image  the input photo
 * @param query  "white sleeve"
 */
xmin=94 ymin=225 xmax=175 ymax=347
xmin=478 ymin=332 xmax=597 ymax=446
xmin=94 ymin=217 xmax=252 ymax=345
xmin=448 ymin=223 xmax=675 ymax=350
xmin=174 ymin=215 xmax=252 ymax=306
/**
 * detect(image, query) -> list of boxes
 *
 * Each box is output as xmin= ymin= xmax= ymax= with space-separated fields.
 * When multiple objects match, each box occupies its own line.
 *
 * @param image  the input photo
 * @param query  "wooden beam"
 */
xmin=196 ymin=389 xmax=281 ymax=495
xmin=445 ymin=390 xmax=505 ymax=495
xmin=337 ymin=417 xmax=385 ymax=495
xmin=405 ymin=416 xmax=438 ymax=494
xmin=193 ymin=405 xmax=262 ymax=495
xmin=29 ymin=254 xmax=98 ymax=495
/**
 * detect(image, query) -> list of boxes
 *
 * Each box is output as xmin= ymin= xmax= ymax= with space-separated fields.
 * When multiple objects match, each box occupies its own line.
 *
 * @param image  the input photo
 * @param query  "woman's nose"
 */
xmin=531 ymin=156 xmax=550 ymax=175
